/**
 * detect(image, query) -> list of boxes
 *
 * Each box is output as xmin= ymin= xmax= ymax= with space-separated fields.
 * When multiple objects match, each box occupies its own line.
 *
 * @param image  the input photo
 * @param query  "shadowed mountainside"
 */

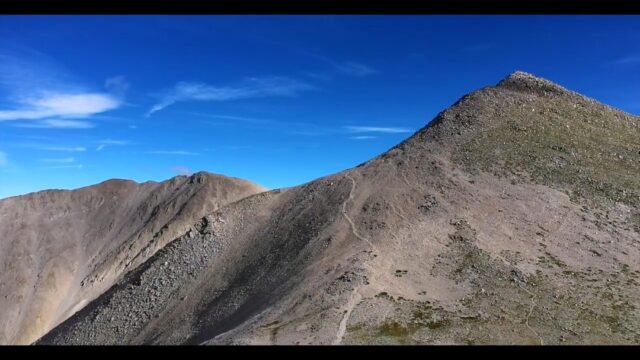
xmin=0 ymin=172 xmax=265 ymax=344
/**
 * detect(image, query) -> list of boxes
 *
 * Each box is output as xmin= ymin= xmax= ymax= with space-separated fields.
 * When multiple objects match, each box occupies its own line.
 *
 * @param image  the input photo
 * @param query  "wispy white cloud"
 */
xmin=0 ymin=45 xmax=79 ymax=95
xmin=4 ymin=134 xmax=53 ymax=141
xmin=3 ymin=139 xmax=89 ymax=153
xmin=334 ymin=62 xmax=377 ymax=77
xmin=0 ymin=48 xmax=123 ymax=122
xmin=307 ymin=53 xmax=377 ymax=78
xmin=40 ymin=146 xmax=86 ymax=152
xmin=344 ymin=126 xmax=413 ymax=134
xmin=300 ymin=71 xmax=334 ymax=82
xmin=190 ymin=113 xmax=269 ymax=123
xmin=39 ymin=157 xmax=75 ymax=163
xmin=0 ymin=93 xmax=119 ymax=121
xmin=185 ymin=111 xmax=329 ymax=135
xmin=42 ymin=164 xmax=83 ymax=169
xmin=96 ymin=139 xmax=129 ymax=151
xmin=349 ymin=136 xmax=377 ymax=140
xmin=145 ymin=150 xmax=199 ymax=156
xmin=0 ymin=151 xmax=8 ymax=167
xmin=147 ymin=76 xmax=314 ymax=116
xmin=186 ymin=111 xmax=284 ymax=127
xmin=105 ymin=75 xmax=130 ymax=98
xmin=170 ymin=165 xmax=192 ymax=176
xmin=13 ymin=119 xmax=95 ymax=129
xmin=611 ymin=56 xmax=640 ymax=65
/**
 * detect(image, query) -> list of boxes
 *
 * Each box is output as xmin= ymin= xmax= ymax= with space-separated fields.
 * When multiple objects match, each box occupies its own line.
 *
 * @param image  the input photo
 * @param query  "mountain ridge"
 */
xmin=12 ymin=71 xmax=640 ymax=345
xmin=0 ymin=171 xmax=264 ymax=201
xmin=0 ymin=171 xmax=265 ymax=344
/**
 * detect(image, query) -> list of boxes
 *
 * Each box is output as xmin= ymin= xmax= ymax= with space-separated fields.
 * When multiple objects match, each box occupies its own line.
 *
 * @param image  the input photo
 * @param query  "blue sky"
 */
xmin=1 ymin=15 xmax=640 ymax=198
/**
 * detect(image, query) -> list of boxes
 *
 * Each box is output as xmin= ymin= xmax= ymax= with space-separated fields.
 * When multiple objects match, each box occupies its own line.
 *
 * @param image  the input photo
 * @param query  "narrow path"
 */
xmin=387 ymin=161 xmax=412 ymax=223
xmin=208 ymin=307 xmax=269 ymax=344
xmin=333 ymin=174 xmax=376 ymax=345
xmin=332 ymin=289 xmax=361 ymax=345
xmin=523 ymin=208 xmax=571 ymax=346
xmin=341 ymin=174 xmax=375 ymax=250
xmin=400 ymin=170 xmax=412 ymax=189
xmin=520 ymin=285 xmax=544 ymax=345
xmin=389 ymin=201 xmax=409 ymax=223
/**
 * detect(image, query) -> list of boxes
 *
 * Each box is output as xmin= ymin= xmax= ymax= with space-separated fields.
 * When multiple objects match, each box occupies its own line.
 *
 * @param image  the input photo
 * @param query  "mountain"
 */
xmin=30 ymin=71 xmax=640 ymax=344
xmin=0 ymin=173 xmax=266 ymax=345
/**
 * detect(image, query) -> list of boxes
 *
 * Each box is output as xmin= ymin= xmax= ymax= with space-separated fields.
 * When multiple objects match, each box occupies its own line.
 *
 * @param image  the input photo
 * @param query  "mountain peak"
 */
xmin=502 ymin=70 xmax=540 ymax=81
xmin=499 ymin=70 xmax=551 ymax=84
xmin=496 ymin=70 xmax=570 ymax=97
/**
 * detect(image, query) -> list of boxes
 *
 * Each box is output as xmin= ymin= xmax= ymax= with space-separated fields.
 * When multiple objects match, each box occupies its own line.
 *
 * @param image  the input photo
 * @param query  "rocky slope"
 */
xmin=0 ymin=172 xmax=265 ymax=344
xmin=37 ymin=71 xmax=640 ymax=344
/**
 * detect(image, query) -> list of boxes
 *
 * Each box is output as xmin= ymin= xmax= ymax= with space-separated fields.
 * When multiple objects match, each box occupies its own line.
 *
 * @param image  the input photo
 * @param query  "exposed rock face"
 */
xmin=31 ymin=72 xmax=640 ymax=345
xmin=0 ymin=172 xmax=265 ymax=345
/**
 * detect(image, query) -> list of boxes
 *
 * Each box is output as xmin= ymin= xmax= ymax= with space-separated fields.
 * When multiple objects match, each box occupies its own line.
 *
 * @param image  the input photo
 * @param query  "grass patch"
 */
xmin=377 ymin=321 xmax=420 ymax=338
xmin=539 ymin=252 xmax=568 ymax=268
xmin=261 ymin=320 xmax=281 ymax=328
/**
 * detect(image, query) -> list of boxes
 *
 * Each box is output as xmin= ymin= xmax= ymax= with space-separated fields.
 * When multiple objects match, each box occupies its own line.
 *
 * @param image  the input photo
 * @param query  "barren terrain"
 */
xmin=0 ymin=173 xmax=264 ymax=344
xmin=4 ymin=71 xmax=639 ymax=345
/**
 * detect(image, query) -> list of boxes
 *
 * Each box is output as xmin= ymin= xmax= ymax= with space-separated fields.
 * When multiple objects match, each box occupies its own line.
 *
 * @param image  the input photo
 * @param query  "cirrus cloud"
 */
xmin=40 ymin=146 xmax=86 ymax=152
xmin=334 ymin=62 xmax=377 ymax=77
xmin=42 ymin=164 xmax=83 ymax=169
xmin=13 ymin=119 xmax=95 ymax=129
xmin=0 ymin=93 xmax=119 ymax=121
xmin=610 ymin=56 xmax=640 ymax=65
xmin=147 ymin=76 xmax=314 ymax=116
xmin=96 ymin=139 xmax=129 ymax=151
xmin=39 ymin=157 xmax=75 ymax=163
xmin=344 ymin=126 xmax=413 ymax=134
xmin=0 ymin=47 xmax=123 ymax=123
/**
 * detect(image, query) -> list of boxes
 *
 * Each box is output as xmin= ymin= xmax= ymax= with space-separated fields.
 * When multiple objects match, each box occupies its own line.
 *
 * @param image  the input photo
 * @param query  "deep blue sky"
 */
xmin=1 ymin=15 xmax=639 ymax=198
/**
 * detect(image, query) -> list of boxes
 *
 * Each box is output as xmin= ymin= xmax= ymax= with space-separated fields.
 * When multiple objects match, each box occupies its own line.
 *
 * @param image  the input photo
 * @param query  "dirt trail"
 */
xmin=389 ymin=201 xmax=409 ymax=223
xmin=341 ymin=174 xmax=376 ymax=250
xmin=208 ymin=308 xmax=269 ymax=344
xmin=332 ymin=289 xmax=362 ymax=345
xmin=520 ymin=285 xmax=544 ymax=345
xmin=332 ymin=174 xmax=376 ymax=345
